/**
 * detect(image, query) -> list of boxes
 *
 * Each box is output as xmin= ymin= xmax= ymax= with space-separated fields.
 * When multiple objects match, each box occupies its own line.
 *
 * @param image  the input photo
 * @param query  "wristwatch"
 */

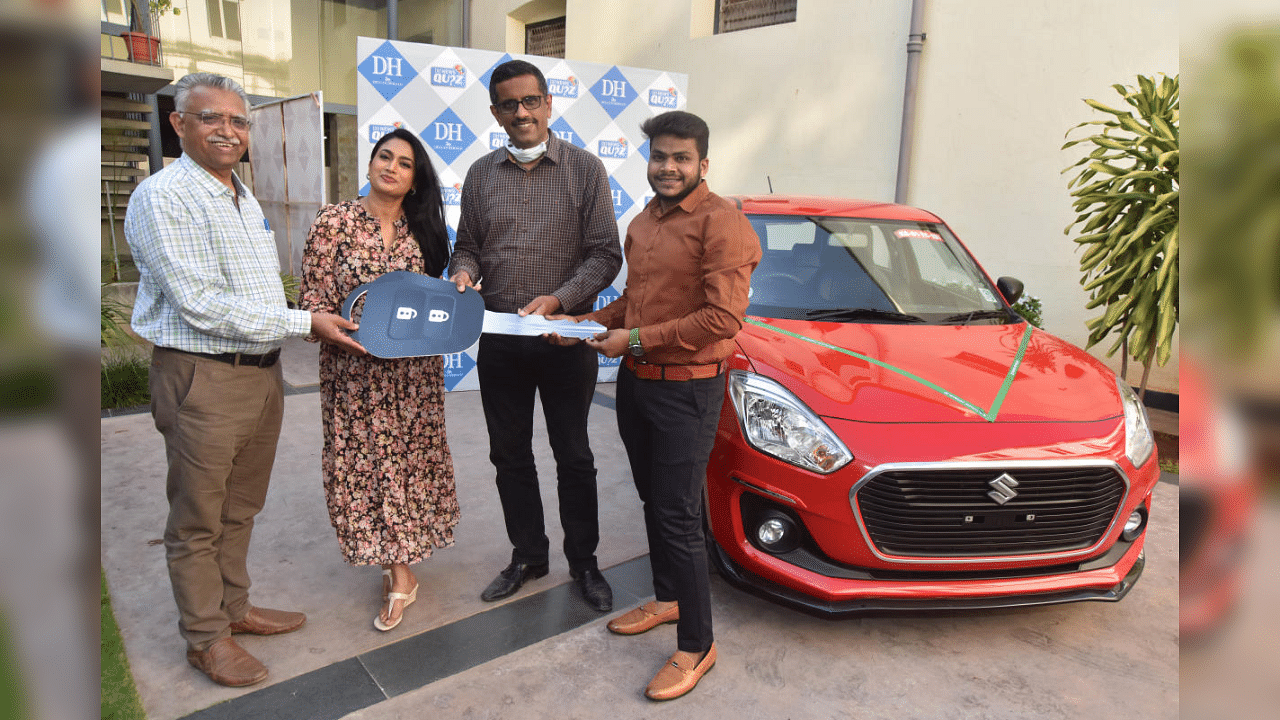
xmin=628 ymin=327 xmax=644 ymax=357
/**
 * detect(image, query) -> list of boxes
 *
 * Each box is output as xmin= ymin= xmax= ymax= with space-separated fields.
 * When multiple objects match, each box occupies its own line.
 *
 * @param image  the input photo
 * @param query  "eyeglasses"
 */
xmin=493 ymin=95 xmax=545 ymax=115
xmin=179 ymin=111 xmax=253 ymax=131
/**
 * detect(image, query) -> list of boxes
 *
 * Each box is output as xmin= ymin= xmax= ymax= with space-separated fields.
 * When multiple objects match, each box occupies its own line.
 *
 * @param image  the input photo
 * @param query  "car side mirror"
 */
xmin=996 ymin=276 xmax=1024 ymax=305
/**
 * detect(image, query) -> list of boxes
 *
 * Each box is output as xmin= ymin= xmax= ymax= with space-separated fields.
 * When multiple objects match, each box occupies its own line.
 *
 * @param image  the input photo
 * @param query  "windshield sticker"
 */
xmin=743 ymin=318 xmax=1033 ymax=422
xmin=893 ymin=228 xmax=944 ymax=241
xmin=979 ymin=289 xmax=996 ymax=302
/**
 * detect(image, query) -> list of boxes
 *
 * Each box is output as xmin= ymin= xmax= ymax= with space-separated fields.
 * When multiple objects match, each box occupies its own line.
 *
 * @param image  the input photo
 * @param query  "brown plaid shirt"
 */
xmin=450 ymin=136 xmax=622 ymax=315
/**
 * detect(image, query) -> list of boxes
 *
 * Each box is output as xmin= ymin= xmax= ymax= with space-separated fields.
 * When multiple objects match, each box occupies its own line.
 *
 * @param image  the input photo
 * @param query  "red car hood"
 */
xmin=737 ymin=318 xmax=1123 ymax=424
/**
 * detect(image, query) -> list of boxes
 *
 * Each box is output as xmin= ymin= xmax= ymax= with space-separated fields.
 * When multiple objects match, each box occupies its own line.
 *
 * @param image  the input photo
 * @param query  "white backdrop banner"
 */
xmin=356 ymin=38 xmax=688 ymax=392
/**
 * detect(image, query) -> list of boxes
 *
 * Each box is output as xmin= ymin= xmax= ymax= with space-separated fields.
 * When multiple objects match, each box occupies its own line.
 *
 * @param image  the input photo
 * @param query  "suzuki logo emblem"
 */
xmin=395 ymin=307 xmax=417 ymax=320
xmin=987 ymin=473 xmax=1019 ymax=505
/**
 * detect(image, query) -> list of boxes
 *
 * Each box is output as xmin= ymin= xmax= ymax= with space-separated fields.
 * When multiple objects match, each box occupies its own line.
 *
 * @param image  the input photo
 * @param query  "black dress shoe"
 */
xmin=481 ymin=561 xmax=549 ymax=601
xmin=571 ymin=568 xmax=613 ymax=612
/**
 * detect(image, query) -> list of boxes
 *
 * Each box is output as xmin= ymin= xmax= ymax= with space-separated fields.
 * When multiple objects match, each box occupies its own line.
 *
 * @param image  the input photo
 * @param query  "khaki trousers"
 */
xmin=149 ymin=347 xmax=285 ymax=652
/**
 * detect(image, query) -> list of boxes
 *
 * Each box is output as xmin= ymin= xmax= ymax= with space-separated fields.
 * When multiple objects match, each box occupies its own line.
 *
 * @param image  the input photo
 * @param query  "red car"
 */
xmin=705 ymin=196 xmax=1160 ymax=615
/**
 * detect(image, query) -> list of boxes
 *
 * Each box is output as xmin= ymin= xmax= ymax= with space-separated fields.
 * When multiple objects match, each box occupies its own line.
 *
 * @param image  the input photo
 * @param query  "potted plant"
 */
xmin=120 ymin=0 xmax=180 ymax=64
xmin=1062 ymin=74 xmax=1178 ymax=400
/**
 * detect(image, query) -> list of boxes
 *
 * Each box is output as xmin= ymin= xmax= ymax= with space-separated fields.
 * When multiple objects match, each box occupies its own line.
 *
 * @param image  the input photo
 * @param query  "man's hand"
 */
xmin=544 ymin=313 xmax=584 ymax=346
xmin=519 ymin=295 xmax=561 ymax=317
xmin=585 ymin=328 xmax=629 ymax=358
xmin=450 ymin=270 xmax=481 ymax=293
xmin=310 ymin=312 xmax=367 ymax=355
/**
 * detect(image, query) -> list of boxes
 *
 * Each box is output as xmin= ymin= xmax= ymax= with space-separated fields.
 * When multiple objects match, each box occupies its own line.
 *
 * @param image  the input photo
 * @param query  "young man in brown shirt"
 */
xmin=574 ymin=110 xmax=761 ymax=700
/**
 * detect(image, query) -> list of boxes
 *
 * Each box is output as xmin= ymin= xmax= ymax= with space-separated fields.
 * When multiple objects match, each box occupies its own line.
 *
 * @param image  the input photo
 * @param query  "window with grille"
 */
xmin=716 ymin=0 xmax=796 ymax=34
xmin=207 ymin=0 xmax=242 ymax=42
xmin=525 ymin=17 xmax=566 ymax=58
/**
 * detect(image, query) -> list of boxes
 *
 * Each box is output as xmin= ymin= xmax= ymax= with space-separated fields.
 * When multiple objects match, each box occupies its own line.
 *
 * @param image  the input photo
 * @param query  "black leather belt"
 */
xmin=172 ymin=348 xmax=281 ymax=368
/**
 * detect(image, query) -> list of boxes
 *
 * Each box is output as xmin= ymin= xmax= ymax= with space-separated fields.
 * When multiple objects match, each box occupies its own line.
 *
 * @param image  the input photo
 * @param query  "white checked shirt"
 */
xmin=126 ymin=153 xmax=311 ymax=354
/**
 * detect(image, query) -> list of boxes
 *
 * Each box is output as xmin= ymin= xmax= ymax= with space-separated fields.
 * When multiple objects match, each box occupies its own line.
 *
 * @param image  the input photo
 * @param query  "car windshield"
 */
xmin=745 ymin=215 xmax=1015 ymax=325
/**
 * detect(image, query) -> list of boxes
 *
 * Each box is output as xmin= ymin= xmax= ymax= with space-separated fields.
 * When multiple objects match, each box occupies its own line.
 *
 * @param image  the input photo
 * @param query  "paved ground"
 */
xmin=101 ymin=338 xmax=1179 ymax=720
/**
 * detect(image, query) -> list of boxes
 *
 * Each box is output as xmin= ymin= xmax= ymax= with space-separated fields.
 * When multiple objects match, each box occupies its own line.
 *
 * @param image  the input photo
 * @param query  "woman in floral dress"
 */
xmin=300 ymin=128 xmax=459 ymax=631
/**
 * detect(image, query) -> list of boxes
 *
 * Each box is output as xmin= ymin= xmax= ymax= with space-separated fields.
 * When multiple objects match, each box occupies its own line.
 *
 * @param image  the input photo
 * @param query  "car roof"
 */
xmin=728 ymin=195 xmax=943 ymax=223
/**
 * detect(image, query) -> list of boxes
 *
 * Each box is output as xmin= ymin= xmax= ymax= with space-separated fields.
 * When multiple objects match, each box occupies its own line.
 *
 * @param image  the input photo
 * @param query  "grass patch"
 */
xmin=101 ymin=571 xmax=145 ymax=720
xmin=0 ymin=610 xmax=31 ymax=720
xmin=101 ymin=359 xmax=149 ymax=411
xmin=1159 ymin=457 xmax=1179 ymax=474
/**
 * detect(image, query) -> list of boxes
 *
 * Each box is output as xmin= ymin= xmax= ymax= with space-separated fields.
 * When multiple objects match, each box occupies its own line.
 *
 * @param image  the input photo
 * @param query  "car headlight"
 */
xmin=728 ymin=370 xmax=852 ymax=474
xmin=1116 ymin=377 xmax=1155 ymax=468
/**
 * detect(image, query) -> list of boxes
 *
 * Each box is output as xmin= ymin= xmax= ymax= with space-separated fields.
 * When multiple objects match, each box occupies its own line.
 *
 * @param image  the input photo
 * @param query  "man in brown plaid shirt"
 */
xmin=449 ymin=59 xmax=622 ymax=612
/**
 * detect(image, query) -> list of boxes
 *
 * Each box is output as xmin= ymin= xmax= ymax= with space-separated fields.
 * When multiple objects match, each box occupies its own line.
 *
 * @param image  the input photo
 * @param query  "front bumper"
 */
xmin=709 ymin=537 xmax=1146 ymax=618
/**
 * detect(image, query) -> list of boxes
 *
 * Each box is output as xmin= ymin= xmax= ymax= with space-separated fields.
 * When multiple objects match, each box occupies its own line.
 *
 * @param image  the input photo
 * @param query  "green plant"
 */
xmin=1011 ymin=294 xmax=1044 ymax=328
xmin=149 ymin=0 xmax=180 ymax=16
xmin=101 ymin=359 xmax=150 ymax=410
xmin=1063 ymin=74 xmax=1178 ymax=399
xmin=102 ymin=291 xmax=131 ymax=346
xmin=102 ymin=571 xmax=146 ymax=720
xmin=1184 ymin=32 xmax=1280 ymax=356
xmin=280 ymin=272 xmax=300 ymax=308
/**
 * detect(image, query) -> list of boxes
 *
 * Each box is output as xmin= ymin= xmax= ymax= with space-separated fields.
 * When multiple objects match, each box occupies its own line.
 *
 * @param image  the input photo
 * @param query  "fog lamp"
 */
xmin=1121 ymin=507 xmax=1148 ymax=541
xmin=755 ymin=513 xmax=799 ymax=553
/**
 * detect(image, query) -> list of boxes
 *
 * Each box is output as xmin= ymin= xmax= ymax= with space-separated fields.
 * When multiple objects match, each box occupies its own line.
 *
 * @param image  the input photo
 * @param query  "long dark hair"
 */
xmin=370 ymin=128 xmax=449 ymax=277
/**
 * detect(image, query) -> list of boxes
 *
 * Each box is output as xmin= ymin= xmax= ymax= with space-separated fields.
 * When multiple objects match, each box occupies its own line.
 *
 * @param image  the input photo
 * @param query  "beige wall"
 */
xmin=910 ymin=0 xmax=1178 ymax=390
xmin=469 ymin=0 xmax=1178 ymax=392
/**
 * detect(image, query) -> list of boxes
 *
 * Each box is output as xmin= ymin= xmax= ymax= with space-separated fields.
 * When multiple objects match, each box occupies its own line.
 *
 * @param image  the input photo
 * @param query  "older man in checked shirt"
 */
xmin=126 ymin=72 xmax=363 ymax=687
xmin=450 ymin=60 xmax=622 ymax=611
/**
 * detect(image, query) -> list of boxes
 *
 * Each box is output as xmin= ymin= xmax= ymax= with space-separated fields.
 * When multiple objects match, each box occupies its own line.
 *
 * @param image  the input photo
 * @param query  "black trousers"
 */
xmin=476 ymin=333 xmax=600 ymax=573
xmin=616 ymin=365 xmax=724 ymax=653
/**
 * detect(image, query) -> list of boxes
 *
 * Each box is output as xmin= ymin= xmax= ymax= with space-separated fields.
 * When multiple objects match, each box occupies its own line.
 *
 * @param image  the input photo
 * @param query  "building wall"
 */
xmin=910 ymin=0 xmax=1178 ymax=391
xmin=469 ymin=0 xmax=1179 ymax=391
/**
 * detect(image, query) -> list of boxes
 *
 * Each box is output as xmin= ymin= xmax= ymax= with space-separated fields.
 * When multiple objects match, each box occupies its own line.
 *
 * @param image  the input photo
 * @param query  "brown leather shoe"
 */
xmin=608 ymin=600 xmax=679 ymax=635
xmin=229 ymin=606 xmax=306 ymax=636
xmin=186 ymin=637 xmax=268 ymax=687
xmin=645 ymin=643 xmax=716 ymax=701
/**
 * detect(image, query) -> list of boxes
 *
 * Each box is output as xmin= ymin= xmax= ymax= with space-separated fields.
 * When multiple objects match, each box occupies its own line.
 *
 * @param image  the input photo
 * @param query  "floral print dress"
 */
xmin=300 ymin=200 xmax=460 ymax=566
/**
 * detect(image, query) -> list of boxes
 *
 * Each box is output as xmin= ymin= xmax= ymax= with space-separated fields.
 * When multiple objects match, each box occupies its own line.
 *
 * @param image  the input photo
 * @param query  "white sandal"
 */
xmin=374 ymin=580 xmax=418 ymax=631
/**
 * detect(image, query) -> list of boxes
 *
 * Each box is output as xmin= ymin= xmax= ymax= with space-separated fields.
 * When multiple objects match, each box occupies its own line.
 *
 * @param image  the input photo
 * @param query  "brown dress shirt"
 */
xmin=587 ymin=180 xmax=761 ymax=365
xmin=449 ymin=136 xmax=623 ymax=315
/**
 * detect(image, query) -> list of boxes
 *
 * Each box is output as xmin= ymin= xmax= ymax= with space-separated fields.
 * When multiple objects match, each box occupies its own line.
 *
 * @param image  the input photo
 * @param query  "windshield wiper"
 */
xmin=942 ymin=309 xmax=1013 ymax=324
xmin=801 ymin=308 xmax=927 ymax=323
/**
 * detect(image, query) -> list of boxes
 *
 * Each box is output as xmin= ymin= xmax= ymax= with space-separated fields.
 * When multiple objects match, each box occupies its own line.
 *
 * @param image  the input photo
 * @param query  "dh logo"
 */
xmin=431 ymin=64 xmax=467 ymax=88
xmin=489 ymin=131 xmax=509 ymax=149
xmin=395 ymin=307 xmax=417 ymax=320
xmin=599 ymin=79 xmax=628 ymax=99
xmin=371 ymin=56 xmax=404 ymax=78
xmin=434 ymin=123 xmax=464 ymax=143
xmin=648 ymin=87 xmax=678 ymax=108
xmin=608 ymin=176 xmax=634 ymax=219
xmin=358 ymin=43 xmax=417 ymax=101
xmin=594 ymin=289 xmax=620 ymax=311
xmin=422 ymin=108 xmax=476 ymax=165
xmin=590 ymin=67 xmax=636 ymax=119
xmin=987 ymin=473 xmax=1020 ymax=505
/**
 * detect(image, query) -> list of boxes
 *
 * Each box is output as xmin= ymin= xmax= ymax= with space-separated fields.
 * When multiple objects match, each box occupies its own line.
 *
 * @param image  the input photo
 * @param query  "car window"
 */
xmin=745 ymin=215 xmax=1011 ymax=324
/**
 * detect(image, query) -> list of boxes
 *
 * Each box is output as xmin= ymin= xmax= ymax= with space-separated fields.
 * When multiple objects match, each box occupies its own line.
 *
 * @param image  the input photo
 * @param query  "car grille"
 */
xmin=855 ymin=465 xmax=1126 ymax=558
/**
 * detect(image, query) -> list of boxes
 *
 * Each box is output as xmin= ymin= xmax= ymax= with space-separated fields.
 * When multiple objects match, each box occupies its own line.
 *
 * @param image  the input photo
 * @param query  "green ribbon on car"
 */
xmin=741 ymin=317 xmax=1034 ymax=423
